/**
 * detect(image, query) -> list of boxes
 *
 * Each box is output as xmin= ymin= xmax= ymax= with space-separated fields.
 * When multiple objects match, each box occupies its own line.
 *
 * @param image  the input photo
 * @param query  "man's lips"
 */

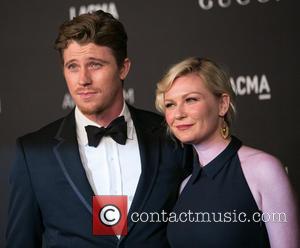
xmin=175 ymin=124 xmax=193 ymax=131
xmin=77 ymin=91 xmax=98 ymax=99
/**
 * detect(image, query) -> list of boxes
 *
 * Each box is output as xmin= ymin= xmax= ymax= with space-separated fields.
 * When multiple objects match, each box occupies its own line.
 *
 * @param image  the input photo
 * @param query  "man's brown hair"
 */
xmin=54 ymin=10 xmax=128 ymax=67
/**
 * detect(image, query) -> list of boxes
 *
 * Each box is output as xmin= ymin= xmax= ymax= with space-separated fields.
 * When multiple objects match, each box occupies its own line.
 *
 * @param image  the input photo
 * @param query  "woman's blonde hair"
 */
xmin=155 ymin=57 xmax=236 ymax=127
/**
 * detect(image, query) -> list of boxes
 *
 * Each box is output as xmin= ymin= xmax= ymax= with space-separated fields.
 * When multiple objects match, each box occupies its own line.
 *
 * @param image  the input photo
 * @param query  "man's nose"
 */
xmin=78 ymin=68 xmax=92 ymax=86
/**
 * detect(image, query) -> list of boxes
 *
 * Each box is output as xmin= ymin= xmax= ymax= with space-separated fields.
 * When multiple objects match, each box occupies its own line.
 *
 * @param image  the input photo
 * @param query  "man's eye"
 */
xmin=67 ymin=64 xmax=78 ymax=70
xmin=89 ymin=62 xmax=102 ymax=69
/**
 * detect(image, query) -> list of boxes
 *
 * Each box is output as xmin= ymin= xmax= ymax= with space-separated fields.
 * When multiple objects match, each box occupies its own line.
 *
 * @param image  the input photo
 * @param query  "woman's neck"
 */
xmin=193 ymin=135 xmax=231 ymax=167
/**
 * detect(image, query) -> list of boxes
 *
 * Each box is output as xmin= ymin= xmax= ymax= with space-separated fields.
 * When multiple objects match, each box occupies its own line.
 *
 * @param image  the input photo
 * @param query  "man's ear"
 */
xmin=119 ymin=58 xmax=131 ymax=80
xmin=218 ymin=93 xmax=230 ymax=117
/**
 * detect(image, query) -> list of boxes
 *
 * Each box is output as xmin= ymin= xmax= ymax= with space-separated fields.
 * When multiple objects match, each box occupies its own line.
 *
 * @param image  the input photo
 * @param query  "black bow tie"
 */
xmin=85 ymin=116 xmax=127 ymax=147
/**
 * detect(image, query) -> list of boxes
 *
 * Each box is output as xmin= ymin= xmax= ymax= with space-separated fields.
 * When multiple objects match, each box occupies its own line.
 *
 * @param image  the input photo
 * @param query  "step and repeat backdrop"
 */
xmin=0 ymin=0 xmax=298 ymax=246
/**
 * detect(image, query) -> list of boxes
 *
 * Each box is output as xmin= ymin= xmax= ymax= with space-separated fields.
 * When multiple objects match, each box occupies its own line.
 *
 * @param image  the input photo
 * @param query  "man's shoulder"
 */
xmin=128 ymin=104 xmax=164 ymax=126
xmin=19 ymin=113 xmax=72 ymax=143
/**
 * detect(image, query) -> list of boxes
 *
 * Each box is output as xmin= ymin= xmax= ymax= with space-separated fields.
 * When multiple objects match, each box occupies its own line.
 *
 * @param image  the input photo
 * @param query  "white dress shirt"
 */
xmin=75 ymin=103 xmax=141 ymax=212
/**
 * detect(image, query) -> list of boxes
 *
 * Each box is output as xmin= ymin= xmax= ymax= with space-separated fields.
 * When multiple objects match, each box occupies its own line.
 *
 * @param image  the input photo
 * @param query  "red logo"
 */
xmin=93 ymin=196 xmax=128 ymax=235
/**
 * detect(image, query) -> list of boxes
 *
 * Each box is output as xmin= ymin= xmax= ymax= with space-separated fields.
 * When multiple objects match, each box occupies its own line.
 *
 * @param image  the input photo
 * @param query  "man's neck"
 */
xmin=80 ymin=102 xmax=125 ymax=127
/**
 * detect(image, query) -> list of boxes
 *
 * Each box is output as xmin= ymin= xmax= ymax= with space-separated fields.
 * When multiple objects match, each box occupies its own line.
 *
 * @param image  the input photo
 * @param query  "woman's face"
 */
xmin=164 ymin=73 xmax=228 ymax=145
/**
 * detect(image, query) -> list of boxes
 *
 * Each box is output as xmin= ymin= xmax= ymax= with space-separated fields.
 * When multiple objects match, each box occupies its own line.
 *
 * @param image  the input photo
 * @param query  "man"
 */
xmin=6 ymin=10 xmax=192 ymax=248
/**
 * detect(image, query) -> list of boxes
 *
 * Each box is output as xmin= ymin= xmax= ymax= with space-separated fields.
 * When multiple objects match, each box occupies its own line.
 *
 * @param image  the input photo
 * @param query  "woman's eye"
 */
xmin=164 ymin=103 xmax=174 ymax=109
xmin=186 ymin=97 xmax=197 ymax=103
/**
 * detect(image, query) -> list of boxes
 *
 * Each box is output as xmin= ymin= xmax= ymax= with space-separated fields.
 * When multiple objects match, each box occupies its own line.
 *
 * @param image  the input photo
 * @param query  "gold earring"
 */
xmin=221 ymin=119 xmax=229 ymax=139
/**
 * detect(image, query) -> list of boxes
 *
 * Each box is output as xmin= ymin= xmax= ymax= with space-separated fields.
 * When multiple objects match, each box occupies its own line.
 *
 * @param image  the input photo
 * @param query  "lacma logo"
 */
xmin=198 ymin=0 xmax=280 ymax=10
xmin=62 ymin=88 xmax=135 ymax=110
xmin=230 ymin=74 xmax=271 ymax=100
xmin=62 ymin=93 xmax=75 ymax=110
xmin=69 ymin=2 xmax=119 ymax=20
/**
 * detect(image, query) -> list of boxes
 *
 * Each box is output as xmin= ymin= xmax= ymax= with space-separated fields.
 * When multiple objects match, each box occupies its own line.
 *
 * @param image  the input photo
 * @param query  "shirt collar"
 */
xmin=190 ymin=136 xmax=242 ymax=183
xmin=75 ymin=102 xmax=134 ymax=146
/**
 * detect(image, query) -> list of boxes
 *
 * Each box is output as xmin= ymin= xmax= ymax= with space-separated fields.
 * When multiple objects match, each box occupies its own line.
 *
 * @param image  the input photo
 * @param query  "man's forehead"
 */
xmin=63 ymin=42 xmax=114 ymax=60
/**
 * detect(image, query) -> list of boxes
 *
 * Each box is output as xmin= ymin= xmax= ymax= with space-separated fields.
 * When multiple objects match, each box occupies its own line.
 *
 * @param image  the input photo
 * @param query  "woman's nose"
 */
xmin=174 ymin=104 xmax=187 ymax=119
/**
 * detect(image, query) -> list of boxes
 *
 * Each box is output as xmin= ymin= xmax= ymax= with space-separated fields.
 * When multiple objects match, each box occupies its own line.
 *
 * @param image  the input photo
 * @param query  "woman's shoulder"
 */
xmin=237 ymin=145 xmax=293 ymax=212
xmin=238 ymin=145 xmax=284 ymax=171
xmin=236 ymin=145 xmax=298 ymax=248
xmin=237 ymin=145 xmax=288 ymax=188
xmin=179 ymin=175 xmax=192 ymax=194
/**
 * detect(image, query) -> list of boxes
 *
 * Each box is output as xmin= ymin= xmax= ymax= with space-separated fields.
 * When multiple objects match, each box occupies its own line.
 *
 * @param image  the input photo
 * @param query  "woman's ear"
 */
xmin=218 ymin=93 xmax=230 ymax=117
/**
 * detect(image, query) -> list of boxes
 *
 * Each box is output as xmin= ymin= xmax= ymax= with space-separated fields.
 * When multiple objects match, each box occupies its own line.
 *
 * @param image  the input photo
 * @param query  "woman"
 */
xmin=155 ymin=57 xmax=299 ymax=248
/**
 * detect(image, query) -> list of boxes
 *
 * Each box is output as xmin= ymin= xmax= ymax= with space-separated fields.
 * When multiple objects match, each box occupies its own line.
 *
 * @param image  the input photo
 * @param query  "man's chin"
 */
xmin=77 ymin=105 xmax=104 ymax=116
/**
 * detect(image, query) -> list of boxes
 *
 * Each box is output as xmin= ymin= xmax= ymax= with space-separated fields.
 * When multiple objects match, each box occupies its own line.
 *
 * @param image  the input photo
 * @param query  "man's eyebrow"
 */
xmin=64 ymin=59 xmax=77 ymax=67
xmin=64 ymin=57 xmax=109 ymax=67
xmin=87 ymin=57 xmax=109 ymax=64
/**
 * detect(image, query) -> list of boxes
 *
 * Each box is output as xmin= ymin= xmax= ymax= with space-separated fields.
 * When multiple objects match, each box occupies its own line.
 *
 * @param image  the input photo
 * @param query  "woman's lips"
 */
xmin=175 ymin=124 xmax=193 ymax=131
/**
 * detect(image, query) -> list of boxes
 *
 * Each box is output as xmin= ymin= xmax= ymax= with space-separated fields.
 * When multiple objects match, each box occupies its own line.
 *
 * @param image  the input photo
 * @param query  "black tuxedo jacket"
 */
xmin=6 ymin=105 xmax=192 ymax=248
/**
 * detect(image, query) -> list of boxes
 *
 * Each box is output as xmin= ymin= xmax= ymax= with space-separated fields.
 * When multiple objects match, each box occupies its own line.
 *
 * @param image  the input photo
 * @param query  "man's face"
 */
xmin=63 ymin=41 xmax=130 ymax=121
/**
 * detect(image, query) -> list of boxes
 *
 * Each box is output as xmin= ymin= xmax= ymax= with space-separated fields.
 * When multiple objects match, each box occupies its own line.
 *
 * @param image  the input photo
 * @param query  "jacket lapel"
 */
xmin=53 ymin=110 xmax=94 ymax=214
xmin=126 ymin=106 xmax=162 ymax=233
xmin=53 ymin=107 xmax=163 ymax=235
